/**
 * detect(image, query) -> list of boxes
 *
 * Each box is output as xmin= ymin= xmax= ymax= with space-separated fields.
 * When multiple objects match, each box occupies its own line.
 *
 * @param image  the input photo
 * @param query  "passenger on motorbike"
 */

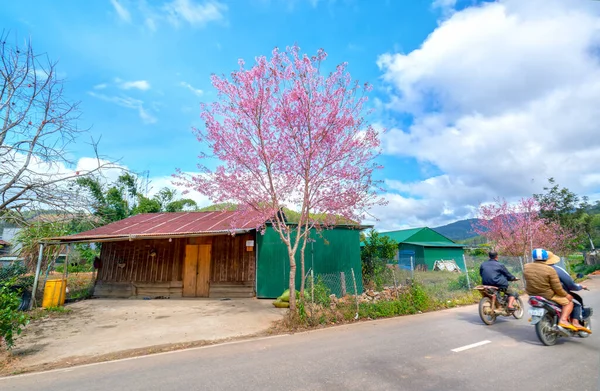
xmin=544 ymin=252 xmax=592 ymax=334
xmin=479 ymin=251 xmax=519 ymax=311
xmin=524 ymin=248 xmax=576 ymax=331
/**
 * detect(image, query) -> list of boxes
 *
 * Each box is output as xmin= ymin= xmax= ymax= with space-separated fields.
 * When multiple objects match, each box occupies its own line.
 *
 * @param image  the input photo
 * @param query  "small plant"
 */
xmin=0 ymin=279 xmax=29 ymax=349
xmin=410 ymin=281 xmax=430 ymax=311
xmin=307 ymin=276 xmax=331 ymax=307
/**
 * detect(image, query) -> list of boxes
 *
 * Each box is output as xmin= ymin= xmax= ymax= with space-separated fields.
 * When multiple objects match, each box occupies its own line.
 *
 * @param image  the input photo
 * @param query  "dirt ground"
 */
xmin=1 ymin=298 xmax=284 ymax=375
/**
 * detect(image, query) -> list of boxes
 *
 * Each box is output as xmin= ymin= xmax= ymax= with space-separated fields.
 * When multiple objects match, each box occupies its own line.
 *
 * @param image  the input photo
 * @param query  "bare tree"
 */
xmin=0 ymin=31 xmax=114 ymax=223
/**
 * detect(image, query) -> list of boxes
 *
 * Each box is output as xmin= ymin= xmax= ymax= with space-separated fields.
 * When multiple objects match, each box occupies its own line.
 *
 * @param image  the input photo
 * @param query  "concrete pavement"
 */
xmin=3 ymin=277 xmax=600 ymax=390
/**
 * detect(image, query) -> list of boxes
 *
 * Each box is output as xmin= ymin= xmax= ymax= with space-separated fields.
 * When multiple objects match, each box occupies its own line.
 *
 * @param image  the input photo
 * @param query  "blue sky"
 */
xmin=3 ymin=0 xmax=600 ymax=229
xmin=1 ymin=0 xmax=439 ymax=179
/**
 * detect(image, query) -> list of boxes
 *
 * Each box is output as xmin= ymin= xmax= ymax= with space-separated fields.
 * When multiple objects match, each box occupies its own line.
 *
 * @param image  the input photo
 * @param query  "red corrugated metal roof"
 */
xmin=47 ymin=211 xmax=265 ymax=242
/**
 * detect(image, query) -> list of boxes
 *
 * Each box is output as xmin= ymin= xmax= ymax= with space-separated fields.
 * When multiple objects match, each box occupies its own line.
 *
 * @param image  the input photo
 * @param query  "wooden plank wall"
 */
xmin=98 ymin=238 xmax=186 ymax=283
xmin=189 ymin=233 xmax=256 ymax=285
xmin=95 ymin=234 xmax=256 ymax=298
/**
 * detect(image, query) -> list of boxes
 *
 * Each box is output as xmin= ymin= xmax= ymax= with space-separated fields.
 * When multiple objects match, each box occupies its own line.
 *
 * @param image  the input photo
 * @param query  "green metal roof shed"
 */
xmin=379 ymin=227 xmax=466 ymax=271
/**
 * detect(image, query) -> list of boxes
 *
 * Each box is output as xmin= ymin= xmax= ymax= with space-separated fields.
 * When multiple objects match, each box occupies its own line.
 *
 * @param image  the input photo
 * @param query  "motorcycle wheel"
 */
xmin=579 ymin=318 xmax=591 ymax=338
xmin=512 ymin=297 xmax=524 ymax=319
xmin=479 ymin=297 xmax=496 ymax=325
xmin=535 ymin=315 xmax=558 ymax=346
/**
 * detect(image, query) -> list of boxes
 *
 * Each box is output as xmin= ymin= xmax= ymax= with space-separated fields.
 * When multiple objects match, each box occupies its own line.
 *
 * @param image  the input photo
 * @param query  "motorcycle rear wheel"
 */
xmin=512 ymin=297 xmax=524 ymax=319
xmin=535 ymin=315 xmax=558 ymax=346
xmin=479 ymin=297 xmax=496 ymax=325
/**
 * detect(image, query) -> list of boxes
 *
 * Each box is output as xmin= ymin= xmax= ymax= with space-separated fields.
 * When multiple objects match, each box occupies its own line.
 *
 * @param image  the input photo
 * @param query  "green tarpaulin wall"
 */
xmin=256 ymin=226 xmax=363 ymax=299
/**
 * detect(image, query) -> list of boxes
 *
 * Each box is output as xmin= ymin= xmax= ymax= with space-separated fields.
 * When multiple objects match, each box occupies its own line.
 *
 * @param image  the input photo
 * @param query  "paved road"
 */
xmin=3 ymin=277 xmax=600 ymax=391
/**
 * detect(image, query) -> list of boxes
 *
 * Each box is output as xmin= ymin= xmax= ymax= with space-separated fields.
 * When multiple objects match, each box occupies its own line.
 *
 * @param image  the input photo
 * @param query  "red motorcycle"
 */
xmin=528 ymin=288 xmax=593 ymax=346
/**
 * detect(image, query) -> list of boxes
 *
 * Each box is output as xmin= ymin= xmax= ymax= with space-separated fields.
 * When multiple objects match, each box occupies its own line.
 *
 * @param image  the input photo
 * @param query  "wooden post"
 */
xmin=340 ymin=271 xmax=346 ymax=297
xmin=30 ymin=243 xmax=45 ymax=309
xmin=58 ymin=244 xmax=72 ymax=306
xmin=311 ymin=269 xmax=314 ymax=305
xmin=462 ymin=254 xmax=471 ymax=290
xmin=351 ymin=268 xmax=359 ymax=320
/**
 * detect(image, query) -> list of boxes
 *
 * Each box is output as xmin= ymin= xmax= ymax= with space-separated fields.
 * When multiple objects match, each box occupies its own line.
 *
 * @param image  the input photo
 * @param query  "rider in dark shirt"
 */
xmin=479 ymin=251 xmax=518 ymax=310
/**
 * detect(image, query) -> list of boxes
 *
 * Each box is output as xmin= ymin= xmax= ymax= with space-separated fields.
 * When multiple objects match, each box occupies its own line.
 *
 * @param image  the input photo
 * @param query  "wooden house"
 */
xmin=47 ymin=211 xmax=365 ymax=299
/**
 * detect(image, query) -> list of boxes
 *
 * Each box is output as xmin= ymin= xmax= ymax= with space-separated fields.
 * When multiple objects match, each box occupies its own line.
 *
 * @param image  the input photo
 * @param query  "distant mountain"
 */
xmin=432 ymin=218 xmax=481 ymax=241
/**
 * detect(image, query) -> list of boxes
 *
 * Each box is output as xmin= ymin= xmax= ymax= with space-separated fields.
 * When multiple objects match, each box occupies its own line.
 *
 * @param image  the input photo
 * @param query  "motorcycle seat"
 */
xmin=475 ymin=285 xmax=504 ymax=292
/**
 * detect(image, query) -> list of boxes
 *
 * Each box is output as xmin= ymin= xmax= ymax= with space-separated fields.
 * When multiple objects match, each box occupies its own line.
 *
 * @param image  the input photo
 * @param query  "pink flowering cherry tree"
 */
xmin=474 ymin=197 xmax=576 ymax=261
xmin=180 ymin=46 xmax=383 ymax=310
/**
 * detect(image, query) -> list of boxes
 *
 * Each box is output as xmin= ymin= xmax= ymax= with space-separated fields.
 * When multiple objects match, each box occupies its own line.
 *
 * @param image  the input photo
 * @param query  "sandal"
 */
xmin=558 ymin=322 xmax=578 ymax=331
xmin=575 ymin=326 xmax=592 ymax=334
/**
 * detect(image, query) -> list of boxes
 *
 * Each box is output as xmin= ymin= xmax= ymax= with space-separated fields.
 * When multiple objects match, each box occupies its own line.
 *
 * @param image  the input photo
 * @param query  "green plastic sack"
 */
xmin=272 ymin=299 xmax=290 ymax=308
xmin=279 ymin=289 xmax=304 ymax=302
xmin=280 ymin=289 xmax=291 ymax=302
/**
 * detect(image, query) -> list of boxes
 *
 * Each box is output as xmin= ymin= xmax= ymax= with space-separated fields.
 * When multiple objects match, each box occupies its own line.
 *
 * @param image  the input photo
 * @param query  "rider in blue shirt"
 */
xmin=544 ymin=252 xmax=591 ymax=334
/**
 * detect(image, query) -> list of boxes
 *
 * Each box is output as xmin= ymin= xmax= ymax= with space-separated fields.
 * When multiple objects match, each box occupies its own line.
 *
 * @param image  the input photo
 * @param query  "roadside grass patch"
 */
xmin=280 ymin=280 xmax=480 ymax=330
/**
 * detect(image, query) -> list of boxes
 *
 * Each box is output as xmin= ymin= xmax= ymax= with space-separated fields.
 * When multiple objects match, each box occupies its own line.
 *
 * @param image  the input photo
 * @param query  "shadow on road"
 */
xmin=456 ymin=312 xmax=543 ymax=346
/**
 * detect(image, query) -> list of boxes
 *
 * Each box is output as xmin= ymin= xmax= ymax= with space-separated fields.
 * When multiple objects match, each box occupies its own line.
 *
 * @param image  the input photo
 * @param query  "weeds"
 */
xmin=282 ymin=280 xmax=479 ymax=330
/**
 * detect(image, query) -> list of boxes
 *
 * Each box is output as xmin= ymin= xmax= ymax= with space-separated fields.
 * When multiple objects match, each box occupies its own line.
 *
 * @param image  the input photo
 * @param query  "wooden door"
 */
xmin=195 ymin=245 xmax=211 ymax=297
xmin=183 ymin=244 xmax=211 ymax=297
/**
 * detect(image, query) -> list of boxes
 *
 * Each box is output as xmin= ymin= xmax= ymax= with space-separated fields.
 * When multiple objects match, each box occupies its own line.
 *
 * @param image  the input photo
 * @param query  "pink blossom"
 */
xmin=474 ymin=197 xmax=576 ymax=259
xmin=176 ymin=45 xmax=385 ymax=309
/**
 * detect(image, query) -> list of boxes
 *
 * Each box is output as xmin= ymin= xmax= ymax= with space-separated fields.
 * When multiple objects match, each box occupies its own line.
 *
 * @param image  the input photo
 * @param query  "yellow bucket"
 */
xmin=42 ymin=279 xmax=67 ymax=308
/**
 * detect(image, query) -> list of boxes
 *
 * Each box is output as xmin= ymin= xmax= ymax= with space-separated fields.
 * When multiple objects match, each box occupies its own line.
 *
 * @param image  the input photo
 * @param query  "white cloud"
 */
xmin=164 ymin=0 xmax=227 ymax=27
xmin=431 ymin=0 xmax=456 ymax=10
xmin=179 ymin=81 xmax=203 ymax=96
xmin=374 ymin=0 xmax=600 ymax=228
xmin=110 ymin=0 xmax=132 ymax=22
xmin=146 ymin=174 xmax=212 ymax=208
xmin=88 ymin=92 xmax=157 ymax=124
xmin=115 ymin=78 xmax=151 ymax=91
xmin=93 ymin=83 xmax=107 ymax=90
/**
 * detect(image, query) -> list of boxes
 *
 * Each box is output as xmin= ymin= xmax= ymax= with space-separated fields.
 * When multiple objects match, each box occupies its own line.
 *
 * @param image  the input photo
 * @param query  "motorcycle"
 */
xmin=475 ymin=283 xmax=524 ymax=325
xmin=528 ymin=289 xmax=593 ymax=346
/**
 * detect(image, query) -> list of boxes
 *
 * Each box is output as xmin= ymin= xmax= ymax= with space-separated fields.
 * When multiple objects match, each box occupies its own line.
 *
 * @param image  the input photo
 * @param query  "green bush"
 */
xmin=54 ymin=262 xmax=94 ymax=274
xmin=0 ymin=263 xmax=27 ymax=283
xmin=573 ymin=263 xmax=600 ymax=275
xmin=0 ymin=263 xmax=33 ymax=289
xmin=306 ymin=276 xmax=332 ymax=307
xmin=448 ymin=269 xmax=481 ymax=291
xmin=0 ymin=278 xmax=29 ymax=349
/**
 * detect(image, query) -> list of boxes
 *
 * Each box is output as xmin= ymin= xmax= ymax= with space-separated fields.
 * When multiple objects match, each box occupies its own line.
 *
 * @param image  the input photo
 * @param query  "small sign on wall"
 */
xmin=246 ymin=240 xmax=254 ymax=252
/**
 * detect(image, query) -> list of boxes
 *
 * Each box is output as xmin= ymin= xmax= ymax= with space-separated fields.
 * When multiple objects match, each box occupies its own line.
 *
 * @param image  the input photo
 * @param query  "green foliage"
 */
xmin=448 ymin=269 xmax=482 ymax=291
xmin=361 ymin=229 xmax=398 ymax=289
xmin=0 ymin=278 xmax=28 ymax=349
xmin=15 ymin=220 xmax=71 ymax=271
xmin=78 ymin=173 xmax=198 ymax=225
xmin=533 ymin=178 xmax=595 ymax=250
xmin=0 ymin=263 xmax=27 ymax=283
xmin=572 ymin=262 xmax=600 ymax=276
xmin=306 ymin=276 xmax=332 ymax=307
xmin=534 ymin=178 xmax=587 ymax=229
xmin=357 ymin=283 xmax=430 ymax=319
xmin=285 ymin=276 xmax=481 ymax=330
xmin=198 ymin=202 xmax=238 ymax=212
xmin=464 ymin=246 xmax=490 ymax=257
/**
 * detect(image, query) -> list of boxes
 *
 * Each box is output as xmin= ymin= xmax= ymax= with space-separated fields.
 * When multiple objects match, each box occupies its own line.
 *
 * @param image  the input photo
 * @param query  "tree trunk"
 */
xmin=299 ymin=233 xmax=308 ymax=296
xmin=288 ymin=250 xmax=297 ymax=311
